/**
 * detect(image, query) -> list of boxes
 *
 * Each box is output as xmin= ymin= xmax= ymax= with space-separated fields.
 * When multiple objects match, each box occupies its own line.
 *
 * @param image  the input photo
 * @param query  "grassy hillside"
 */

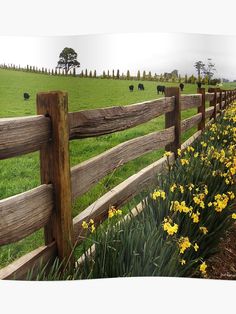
xmin=0 ymin=69 xmax=202 ymax=117
xmin=0 ymin=68 xmax=235 ymax=267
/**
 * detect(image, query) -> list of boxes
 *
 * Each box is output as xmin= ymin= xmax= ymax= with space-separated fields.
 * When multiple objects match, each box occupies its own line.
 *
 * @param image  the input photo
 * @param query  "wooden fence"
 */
xmin=0 ymin=87 xmax=236 ymax=280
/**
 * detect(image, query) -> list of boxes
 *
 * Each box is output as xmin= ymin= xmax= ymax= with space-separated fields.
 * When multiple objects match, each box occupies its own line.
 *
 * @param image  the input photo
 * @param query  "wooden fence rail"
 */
xmin=0 ymin=86 xmax=236 ymax=279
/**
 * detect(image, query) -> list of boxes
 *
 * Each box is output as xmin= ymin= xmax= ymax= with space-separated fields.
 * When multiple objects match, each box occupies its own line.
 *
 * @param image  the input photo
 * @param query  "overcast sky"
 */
xmin=1 ymin=32 xmax=236 ymax=80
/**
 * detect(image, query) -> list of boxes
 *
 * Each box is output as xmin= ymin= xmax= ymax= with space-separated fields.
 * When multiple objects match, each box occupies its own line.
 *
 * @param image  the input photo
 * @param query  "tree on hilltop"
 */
xmin=194 ymin=59 xmax=216 ymax=85
xmin=56 ymin=47 xmax=80 ymax=75
xmin=203 ymin=58 xmax=216 ymax=85
xmin=194 ymin=61 xmax=205 ymax=82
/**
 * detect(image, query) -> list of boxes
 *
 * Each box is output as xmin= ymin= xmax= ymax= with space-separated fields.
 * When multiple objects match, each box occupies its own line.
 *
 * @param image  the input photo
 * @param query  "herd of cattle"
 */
xmin=129 ymin=83 xmax=185 ymax=94
xmin=23 ymin=82 xmax=207 ymax=100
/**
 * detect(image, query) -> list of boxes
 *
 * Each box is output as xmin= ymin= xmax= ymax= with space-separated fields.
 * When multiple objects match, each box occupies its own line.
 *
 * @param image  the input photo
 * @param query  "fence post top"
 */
xmin=197 ymin=87 xmax=205 ymax=93
xmin=37 ymin=90 xmax=67 ymax=96
xmin=164 ymin=86 xmax=180 ymax=92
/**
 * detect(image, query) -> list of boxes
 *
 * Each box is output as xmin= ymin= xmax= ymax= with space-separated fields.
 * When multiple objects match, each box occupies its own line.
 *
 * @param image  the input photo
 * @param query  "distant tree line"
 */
xmin=0 ymin=63 xmax=77 ymax=76
xmin=79 ymin=68 xmax=221 ymax=85
xmin=0 ymin=63 xmax=222 ymax=85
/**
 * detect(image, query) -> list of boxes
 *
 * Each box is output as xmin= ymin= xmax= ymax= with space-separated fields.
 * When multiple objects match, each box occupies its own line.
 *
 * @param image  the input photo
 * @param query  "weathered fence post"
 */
xmin=37 ymin=91 xmax=74 ymax=267
xmin=226 ymin=90 xmax=229 ymax=108
xmin=208 ymin=88 xmax=217 ymax=120
xmin=219 ymin=90 xmax=222 ymax=111
xmin=197 ymin=87 xmax=205 ymax=131
xmin=223 ymin=90 xmax=226 ymax=109
xmin=165 ymin=87 xmax=181 ymax=157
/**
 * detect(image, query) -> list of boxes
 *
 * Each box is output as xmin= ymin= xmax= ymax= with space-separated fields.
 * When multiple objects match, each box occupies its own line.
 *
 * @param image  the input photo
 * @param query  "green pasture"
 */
xmin=0 ymin=68 xmax=235 ymax=267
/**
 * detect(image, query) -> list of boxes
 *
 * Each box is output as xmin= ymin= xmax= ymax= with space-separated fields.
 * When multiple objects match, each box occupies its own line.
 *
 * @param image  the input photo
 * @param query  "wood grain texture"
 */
xmin=68 ymin=97 xmax=174 ymax=139
xmin=76 ymin=130 xmax=204 ymax=261
xmin=212 ymin=92 xmax=217 ymax=120
xmin=37 ymin=91 xmax=74 ymax=263
xmin=0 ymin=115 xmax=51 ymax=160
xmin=197 ymin=88 xmax=206 ymax=131
xmin=0 ymin=242 xmax=56 ymax=280
xmin=223 ymin=91 xmax=228 ymax=108
xmin=71 ymin=126 xmax=175 ymax=199
xmin=181 ymin=113 xmax=202 ymax=133
xmin=73 ymin=127 xmax=203 ymax=244
xmin=73 ymin=154 xmax=175 ymax=242
xmin=181 ymin=130 xmax=202 ymax=150
xmin=180 ymin=94 xmax=202 ymax=110
xmin=165 ymin=87 xmax=181 ymax=157
xmin=205 ymin=106 xmax=214 ymax=119
xmin=205 ymin=93 xmax=214 ymax=102
xmin=0 ymin=185 xmax=53 ymax=245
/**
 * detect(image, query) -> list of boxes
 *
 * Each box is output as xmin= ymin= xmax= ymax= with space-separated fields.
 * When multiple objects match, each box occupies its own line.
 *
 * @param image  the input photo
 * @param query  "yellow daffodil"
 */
xmin=180 ymin=158 xmax=189 ymax=166
xmin=82 ymin=221 xmax=88 ymax=229
xmin=232 ymin=213 xmax=236 ymax=219
xmin=164 ymin=151 xmax=171 ymax=157
xmin=200 ymin=262 xmax=207 ymax=275
xmin=199 ymin=226 xmax=208 ymax=234
xmin=108 ymin=205 xmax=122 ymax=218
xmin=152 ymin=189 xmax=166 ymax=200
xmin=179 ymin=237 xmax=191 ymax=254
xmin=163 ymin=218 xmax=178 ymax=236
xmin=170 ymin=183 xmax=177 ymax=192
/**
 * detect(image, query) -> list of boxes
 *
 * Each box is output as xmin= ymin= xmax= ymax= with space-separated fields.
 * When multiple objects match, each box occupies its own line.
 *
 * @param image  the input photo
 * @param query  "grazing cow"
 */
xmin=138 ymin=83 xmax=144 ymax=90
xmin=129 ymin=85 xmax=134 ymax=92
xmin=179 ymin=83 xmax=184 ymax=91
xmin=157 ymin=85 xmax=165 ymax=94
xmin=23 ymin=92 xmax=30 ymax=100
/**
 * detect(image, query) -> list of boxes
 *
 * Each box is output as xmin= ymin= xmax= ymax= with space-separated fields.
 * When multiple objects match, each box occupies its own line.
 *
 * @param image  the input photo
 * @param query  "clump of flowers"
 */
xmin=212 ymin=194 xmax=229 ymax=212
xmin=78 ymin=101 xmax=236 ymax=281
xmin=178 ymin=237 xmax=191 ymax=254
xmin=180 ymin=158 xmax=189 ymax=166
xmin=163 ymin=217 xmax=178 ymax=236
xmin=171 ymin=200 xmax=193 ymax=214
xmin=108 ymin=205 xmax=122 ymax=218
xmin=152 ymin=189 xmax=166 ymax=200
xmin=82 ymin=218 xmax=96 ymax=233
xmin=193 ymin=193 xmax=205 ymax=209
xmin=191 ymin=211 xmax=200 ymax=223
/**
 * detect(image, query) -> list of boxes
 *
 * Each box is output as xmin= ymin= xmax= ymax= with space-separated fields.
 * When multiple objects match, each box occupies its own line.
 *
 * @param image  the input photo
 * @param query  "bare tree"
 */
xmin=203 ymin=58 xmax=216 ymax=84
xmin=194 ymin=61 xmax=205 ymax=82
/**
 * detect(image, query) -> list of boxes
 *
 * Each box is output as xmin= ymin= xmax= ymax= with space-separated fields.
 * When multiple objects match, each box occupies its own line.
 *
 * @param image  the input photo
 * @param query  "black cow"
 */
xmin=179 ymin=83 xmax=184 ymax=91
xmin=129 ymin=85 xmax=134 ymax=92
xmin=23 ymin=92 xmax=30 ymax=100
xmin=138 ymin=83 xmax=144 ymax=91
xmin=157 ymin=85 xmax=165 ymax=94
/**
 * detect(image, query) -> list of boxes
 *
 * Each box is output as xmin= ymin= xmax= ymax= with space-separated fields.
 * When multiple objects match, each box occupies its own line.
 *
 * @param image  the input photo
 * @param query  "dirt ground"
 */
xmin=205 ymin=222 xmax=236 ymax=280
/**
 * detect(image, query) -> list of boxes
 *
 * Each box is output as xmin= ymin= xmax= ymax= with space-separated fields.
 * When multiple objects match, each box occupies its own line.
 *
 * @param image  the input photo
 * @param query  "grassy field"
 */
xmin=0 ymin=68 xmax=235 ymax=267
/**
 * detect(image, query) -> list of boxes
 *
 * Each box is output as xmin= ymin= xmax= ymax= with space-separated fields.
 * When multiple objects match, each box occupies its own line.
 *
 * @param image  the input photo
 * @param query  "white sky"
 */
xmin=1 ymin=32 xmax=236 ymax=80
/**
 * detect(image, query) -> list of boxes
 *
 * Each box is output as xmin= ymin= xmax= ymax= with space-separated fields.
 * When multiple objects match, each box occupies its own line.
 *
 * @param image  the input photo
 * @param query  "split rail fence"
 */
xmin=0 ymin=87 xmax=236 ymax=280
